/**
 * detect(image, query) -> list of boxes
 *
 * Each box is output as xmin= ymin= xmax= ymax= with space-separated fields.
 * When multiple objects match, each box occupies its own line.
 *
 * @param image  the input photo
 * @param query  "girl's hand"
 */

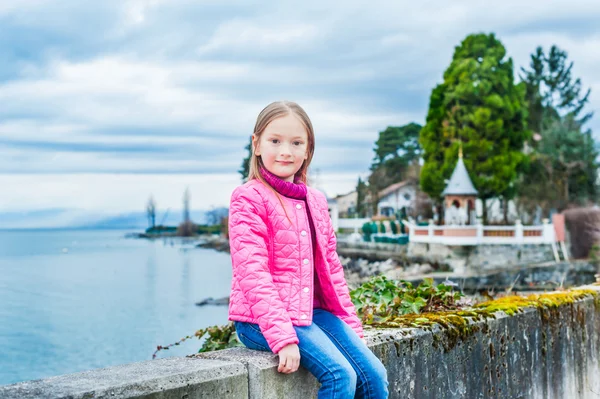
xmin=361 ymin=337 xmax=368 ymax=346
xmin=277 ymin=344 xmax=300 ymax=374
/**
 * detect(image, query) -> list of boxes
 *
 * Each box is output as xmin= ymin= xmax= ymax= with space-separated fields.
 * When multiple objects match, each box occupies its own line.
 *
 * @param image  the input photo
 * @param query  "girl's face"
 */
xmin=253 ymin=113 xmax=309 ymax=183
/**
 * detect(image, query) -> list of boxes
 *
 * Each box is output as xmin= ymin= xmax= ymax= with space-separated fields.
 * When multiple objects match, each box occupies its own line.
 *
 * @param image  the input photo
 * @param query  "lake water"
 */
xmin=0 ymin=229 xmax=232 ymax=386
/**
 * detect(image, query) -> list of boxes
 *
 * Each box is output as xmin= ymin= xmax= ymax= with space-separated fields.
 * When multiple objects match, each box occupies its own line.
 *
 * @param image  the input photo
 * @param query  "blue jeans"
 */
xmin=234 ymin=309 xmax=389 ymax=399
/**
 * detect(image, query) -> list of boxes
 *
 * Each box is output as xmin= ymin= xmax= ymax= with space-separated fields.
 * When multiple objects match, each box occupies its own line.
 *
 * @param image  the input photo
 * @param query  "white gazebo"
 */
xmin=442 ymin=148 xmax=478 ymax=225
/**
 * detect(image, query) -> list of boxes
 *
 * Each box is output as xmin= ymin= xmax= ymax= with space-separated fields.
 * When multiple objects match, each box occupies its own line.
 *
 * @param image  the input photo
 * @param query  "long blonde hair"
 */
xmin=248 ymin=101 xmax=315 ymax=185
xmin=247 ymin=101 xmax=315 ymax=224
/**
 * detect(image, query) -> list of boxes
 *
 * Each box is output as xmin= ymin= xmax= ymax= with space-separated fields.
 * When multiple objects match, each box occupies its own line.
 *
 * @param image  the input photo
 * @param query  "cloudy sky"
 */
xmin=1 ymin=0 xmax=599 ymax=227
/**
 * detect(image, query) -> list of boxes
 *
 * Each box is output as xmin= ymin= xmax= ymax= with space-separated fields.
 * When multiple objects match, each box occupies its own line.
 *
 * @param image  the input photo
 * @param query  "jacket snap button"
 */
xmin=303 ymin=287 xmax=309 ymax=293
xmin=301 ymin=230 xmax=307 ymax=236
xmin=303 ymin=259 xmax=309 ymax=265
xmin=301 ymin=314 xmax=307 ymax=319
xmin=296 ymin=204 xmax=302 ymax=209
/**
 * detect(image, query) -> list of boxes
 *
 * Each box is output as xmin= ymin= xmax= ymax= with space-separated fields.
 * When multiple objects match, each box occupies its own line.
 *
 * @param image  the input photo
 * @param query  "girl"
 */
xmin=228 ymin=101 xmax=389 ymax=398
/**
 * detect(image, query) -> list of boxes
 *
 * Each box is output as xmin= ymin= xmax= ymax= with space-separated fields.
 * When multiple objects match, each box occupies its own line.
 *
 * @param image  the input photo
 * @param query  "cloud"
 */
xmin=197 ymin=20 xmax=319 ymax=56
xmin=0 ymin=173 xmax=241 ymax=212
xmin=1 ymin=0 xmax=599 ymax=219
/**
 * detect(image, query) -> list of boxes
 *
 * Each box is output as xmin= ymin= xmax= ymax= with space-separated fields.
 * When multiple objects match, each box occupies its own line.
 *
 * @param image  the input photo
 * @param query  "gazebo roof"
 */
xmin=442 ymin=156 xmax=478 ymax=196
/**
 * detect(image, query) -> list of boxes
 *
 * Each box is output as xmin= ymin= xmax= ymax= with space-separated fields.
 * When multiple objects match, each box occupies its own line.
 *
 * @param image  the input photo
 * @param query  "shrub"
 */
xmin=350 ymin=275 xmax=463 ymax=325
xmin=154 ymin=276 xmax=464 ymax=357
xmin=153 ymin=322 xmax=242 ymax=359
xmin=563 ymin=208 xmax=600 ymax=258
xmin=177 ymin=220 xmax=197 ymax=237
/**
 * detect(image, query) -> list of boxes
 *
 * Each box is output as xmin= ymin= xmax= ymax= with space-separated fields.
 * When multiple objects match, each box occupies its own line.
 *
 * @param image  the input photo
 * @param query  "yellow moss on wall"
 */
xmin=369 ymin=288 xmax=599 ymax=352
xmin=475 ymin=289 xmax=597 ymax=314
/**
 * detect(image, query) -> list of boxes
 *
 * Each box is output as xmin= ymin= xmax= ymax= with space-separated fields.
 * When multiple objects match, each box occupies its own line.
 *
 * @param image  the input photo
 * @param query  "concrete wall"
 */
xmin=337 ymin=240 xmax=556 ymax=273
xmin=336 ymin=240 xmax=408 ymax=263
xmin=408 ymin=243 xmax=556 ymax=273
xmin=2 ymin=285 xmax=599 ymax=399
xmin=0 ymin=357 xmax=249 ymax=399
xmin=400 ymin=261 xmax=599 ymax=293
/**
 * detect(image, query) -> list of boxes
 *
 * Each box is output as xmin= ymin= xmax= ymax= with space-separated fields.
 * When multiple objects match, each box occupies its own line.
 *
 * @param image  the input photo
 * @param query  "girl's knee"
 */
xmin=339 ymin=364 xmax=358 ymax=387
xmin=323 ymin=363 xmax=357 ymax=395
xmin=373 ymin=359 xmax=388 ymax=382
xmin=355 ymin=357 xmax=388 ymax=395
xmin=365 ymin=359 xmax=389 ymax=397
xmin=331 ymin=363 xmax=358 ymax=386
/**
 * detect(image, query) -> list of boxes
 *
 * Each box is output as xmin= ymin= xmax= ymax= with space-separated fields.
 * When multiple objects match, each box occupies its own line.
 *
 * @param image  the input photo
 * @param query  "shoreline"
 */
xmin=183 ymin=234 xmax=599 ymax=293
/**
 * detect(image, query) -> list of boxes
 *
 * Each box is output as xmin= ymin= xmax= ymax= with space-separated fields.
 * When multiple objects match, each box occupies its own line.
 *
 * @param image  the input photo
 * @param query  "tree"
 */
xmin=238 ymin=137 xmax=252 ymax=182
xmin=177 ymin=187 xmax=195 ymax=237
xmin=520 ymin=45 xmax=592 ymax=136
xmin=517 ymin=45 xmax=597 ymax=213
xmin=206 ymin=206 xmax=229 ymax=226
xmin=517 ymin=115 xmax=598 ymax=213
xmin=368 ymin=123 xmax=423 ymax=215
xmin=420 ymin=33 xmax=529 ymax=224
xmin=372 ymin=123 xmax=423 ymax=168
xmin=542 ymin=117 xmax=597 ymax=205
xmin=146 ymin=195 xmax=156 ymax=229
xmin=183 ymin=187 xmax=191 ymax=223
xmin=355 ymin=177 xmax=368 ymax=217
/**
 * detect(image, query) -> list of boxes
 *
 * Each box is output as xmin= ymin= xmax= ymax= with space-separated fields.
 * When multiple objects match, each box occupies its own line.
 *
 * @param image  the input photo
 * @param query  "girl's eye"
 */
xmin=293 ymin=141 xmax=302 ymax=146
xmin=271 ymin=139 xmax=279 ymax=144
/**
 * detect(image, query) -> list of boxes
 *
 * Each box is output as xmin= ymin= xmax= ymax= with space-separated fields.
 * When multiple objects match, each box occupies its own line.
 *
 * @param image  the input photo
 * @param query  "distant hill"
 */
xmin=83 ymin=210 xmax=209 ymax=229
xmin=0 ymin=208 xmax=105 ymax=229
xmin=0 ymin=208 xmax=216 ymax=230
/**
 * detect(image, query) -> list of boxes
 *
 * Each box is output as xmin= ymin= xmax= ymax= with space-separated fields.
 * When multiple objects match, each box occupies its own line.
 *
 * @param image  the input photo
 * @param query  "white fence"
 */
xmin=402 ymin=220 xmax=556 ymax=246
xmin=337 ymin=218 xmax=371 ymax=230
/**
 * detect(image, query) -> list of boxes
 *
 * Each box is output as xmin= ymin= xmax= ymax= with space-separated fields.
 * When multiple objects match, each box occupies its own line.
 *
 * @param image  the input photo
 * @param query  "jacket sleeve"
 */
xmin=326 ymin=221 xmax=364 ymax=338
xmin=229 ymin=186 xmax=299 ymax=353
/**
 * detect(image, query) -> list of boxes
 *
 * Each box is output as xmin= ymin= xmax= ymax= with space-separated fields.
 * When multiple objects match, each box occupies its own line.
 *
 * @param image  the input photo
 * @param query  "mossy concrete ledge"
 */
xmin=1 ymin=285 xmax=599 ymax=399
xmin=0 ymin=357 xmax=248 ymax=399
xmin=200 ymin=284 xmax=600 ymax=399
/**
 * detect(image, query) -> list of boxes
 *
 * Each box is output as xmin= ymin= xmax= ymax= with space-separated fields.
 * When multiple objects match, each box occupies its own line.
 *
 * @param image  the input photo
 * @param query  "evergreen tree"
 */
xmin=368 ymin=123 xmax=423 ymax=215
xmin=372 ymin=123 xmax=422 ymax=168
xmin=146 ymin=195 xmax=156 ymax=229
xmin=355 ymin=177 xmax=368 ymax=217
xmin=238 ymin=137 xmax=252 ymax=182
xmin=521 ymin=45 xmax=592 ymax=135
xmin=518 ymin=45 xmax=597 ymax=213
xmin=420 ymin=33 xmax=529 ymax=224
xmin=517 ymin=116 xmax=598 ymax=212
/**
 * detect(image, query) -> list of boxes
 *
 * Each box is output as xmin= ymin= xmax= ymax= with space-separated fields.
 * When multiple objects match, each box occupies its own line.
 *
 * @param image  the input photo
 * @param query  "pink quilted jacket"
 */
xmin=228 ymin=179 xmax=363 ymax=353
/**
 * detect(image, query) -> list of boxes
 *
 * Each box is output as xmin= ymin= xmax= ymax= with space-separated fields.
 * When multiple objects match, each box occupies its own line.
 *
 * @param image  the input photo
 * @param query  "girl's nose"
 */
xmin=280 ymin=143 xmax=292 ymax=156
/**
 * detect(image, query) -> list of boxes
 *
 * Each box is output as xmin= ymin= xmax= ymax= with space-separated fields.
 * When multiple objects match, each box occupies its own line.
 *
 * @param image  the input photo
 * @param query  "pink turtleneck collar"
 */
xmin=260 ymin=167 xmax=307 ymax=200
xmin=260 ymin=166 xmax=323 ymax=308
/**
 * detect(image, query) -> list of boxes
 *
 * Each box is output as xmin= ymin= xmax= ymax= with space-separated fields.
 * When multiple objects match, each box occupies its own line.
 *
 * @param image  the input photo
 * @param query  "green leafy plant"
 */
xmin=153 ymin=322 xmax=242 ymax=359
xmin=350 ymin=276 xmax=464 ymax=325
xmin=154 ymin=277 xmax=464 ymax=358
